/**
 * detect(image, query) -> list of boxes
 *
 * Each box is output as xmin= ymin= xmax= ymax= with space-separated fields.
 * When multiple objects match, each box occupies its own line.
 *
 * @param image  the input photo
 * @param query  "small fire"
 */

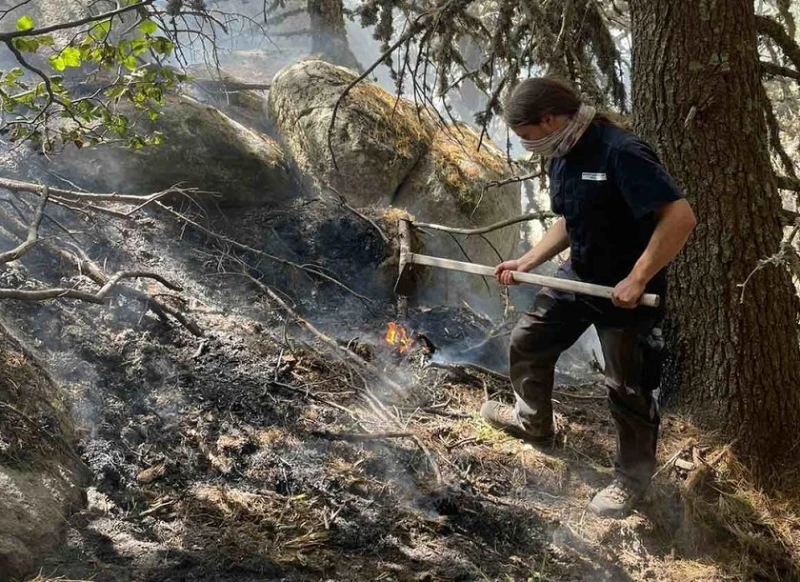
xmin=385 ymin=321 xmax=415 ymax=353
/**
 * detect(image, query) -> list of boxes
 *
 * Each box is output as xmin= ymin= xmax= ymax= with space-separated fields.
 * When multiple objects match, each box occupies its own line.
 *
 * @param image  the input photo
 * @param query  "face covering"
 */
xmin=520 ymin=103 xmax=596 ymax=158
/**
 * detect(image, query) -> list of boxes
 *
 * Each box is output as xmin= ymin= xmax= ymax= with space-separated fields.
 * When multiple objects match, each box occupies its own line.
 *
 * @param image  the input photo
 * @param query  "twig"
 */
xmin=0 ymin=185 xmax=48 ymax=263
xmin=412 ymin=211 xmax=554 ymax=236
xmin=325 ymin=185 xmax=389 ymax=244
xmin=269 ymin=380 xmax=358 ymax=417
xmin=312 ymin=430 xmax=414 ymax=441
xmin=0 ymin=176 xmax=202 ymax=206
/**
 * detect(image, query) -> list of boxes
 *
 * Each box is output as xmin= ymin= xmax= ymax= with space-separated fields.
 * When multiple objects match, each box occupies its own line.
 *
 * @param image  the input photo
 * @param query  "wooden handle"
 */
xmin=408 ymin=253 xmax=661 ymax=308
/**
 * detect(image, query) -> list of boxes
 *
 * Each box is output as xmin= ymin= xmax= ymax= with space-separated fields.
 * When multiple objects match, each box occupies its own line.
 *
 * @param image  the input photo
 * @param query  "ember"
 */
xmin=384 ymin=321 xmax=415 ymax=353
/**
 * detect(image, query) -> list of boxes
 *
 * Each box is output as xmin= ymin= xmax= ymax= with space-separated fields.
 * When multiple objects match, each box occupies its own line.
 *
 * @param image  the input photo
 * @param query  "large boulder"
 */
xmin=53 ymin=95 xmax=294 ymax=208
xmin=267 ymin=59 xmax=522 ymax=313
xmin=393 ymin=125 xmax=522 ymax=313
xmin=0 ymin=322 xmax=87 ymax=582
xmin=267 ymin=59 xmax=431 ymax=208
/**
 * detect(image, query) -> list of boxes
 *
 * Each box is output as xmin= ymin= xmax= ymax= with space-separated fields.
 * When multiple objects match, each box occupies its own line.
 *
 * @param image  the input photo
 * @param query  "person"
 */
xmin=482 ymin=77 xmax=697 ymax=518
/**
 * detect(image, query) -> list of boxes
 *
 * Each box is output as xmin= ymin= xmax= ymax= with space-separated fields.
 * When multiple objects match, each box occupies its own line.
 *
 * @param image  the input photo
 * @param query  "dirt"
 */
xmin=0 ymin=187 xmax=781 ymax=582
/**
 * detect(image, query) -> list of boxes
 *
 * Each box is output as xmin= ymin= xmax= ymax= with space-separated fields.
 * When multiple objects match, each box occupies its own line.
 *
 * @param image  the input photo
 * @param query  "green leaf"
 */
xmin=49 ymin=55 xmax=66 ymax=71
xmin=16 ymin=15 xmax=34 ymax=32
xmin=13 ymin=38 xmax=40 ymax=53
xmin=138 ymin=19 xmax=158 ymax=35
xmin=61 ymin=46 xmax=82 ymax=67
xmin=123 ymin=55 xmax=137 ymax=71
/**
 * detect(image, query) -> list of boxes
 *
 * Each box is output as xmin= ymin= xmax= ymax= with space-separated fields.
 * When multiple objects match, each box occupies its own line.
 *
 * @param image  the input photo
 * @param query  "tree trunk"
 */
xmin=629 ymin=0 xmax=800 ymax=481
xmin=308 ymin=0 xmax=361 ymax=71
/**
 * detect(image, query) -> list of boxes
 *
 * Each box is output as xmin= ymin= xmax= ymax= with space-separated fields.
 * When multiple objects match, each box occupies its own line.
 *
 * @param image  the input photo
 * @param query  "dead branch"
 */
xmin=0 ymin=185 xmax=47 ymax=263
xmin=412 ymin=211 xmax=554 ymax=236
xmin=761 ymin=61 xmax=800 ymax=81
xmin=0 ymin=271 xmax=180 ymax=302
xmin=311 ymin=430 xmax=414 ymax=441
xmin=427 ymin=360 xmax=508 ymax=382
xmin=248 ymin=275 xmax=406 ymax=398
xmin=325 ymin=185 xmax=389 ymax=244
xmin=270 ymin=380 xmax=358 ymax=418
xmin=0 ymin=210 xmax=202 ymax=335
xmin=480 ymin=171 xmax=544 ymax=191
xmin=0 ymin=176 xmax=203 ymax=207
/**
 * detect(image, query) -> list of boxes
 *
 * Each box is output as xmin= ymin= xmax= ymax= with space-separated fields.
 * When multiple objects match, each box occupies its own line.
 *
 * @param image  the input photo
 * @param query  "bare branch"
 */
xmin=756 ymin=15 xmax=800 ymax=73
xmin=0 ymin=0 xmax=156 ymax=41
xmin=776 ymin=175 xmax=800 ymax=191
xmin=761 ymin=60 xmax=800 ymax=81
xmin=0 ymin=176 xmax=204 ymax=206
xmin=0 ymin=185 xmax=47 ymax=263
xmin=412 ymin=211 xmax=554 ymax=236
xmin=0 ymin=271 xmax=179 ymax=303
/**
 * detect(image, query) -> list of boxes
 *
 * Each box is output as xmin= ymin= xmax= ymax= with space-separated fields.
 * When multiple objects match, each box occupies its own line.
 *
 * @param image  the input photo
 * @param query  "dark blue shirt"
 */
xmin=549 ymin=121 xmax=683 ymax=293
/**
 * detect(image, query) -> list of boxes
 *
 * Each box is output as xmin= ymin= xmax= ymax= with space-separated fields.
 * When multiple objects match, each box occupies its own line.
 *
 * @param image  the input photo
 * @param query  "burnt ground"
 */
xmin=1 ymin=196 xmax=797 ymax=582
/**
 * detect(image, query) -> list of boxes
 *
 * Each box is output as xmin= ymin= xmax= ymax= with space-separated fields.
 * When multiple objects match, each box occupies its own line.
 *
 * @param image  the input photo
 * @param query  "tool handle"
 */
xmin=409 ymin=253 xmax=661 ymax=308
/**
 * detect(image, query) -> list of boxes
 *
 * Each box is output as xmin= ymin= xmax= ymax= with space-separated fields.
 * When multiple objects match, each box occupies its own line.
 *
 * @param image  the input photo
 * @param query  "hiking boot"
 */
xmin=480 ymin=401 xmax=555 ymax=445
xmin=588 ymin=476 xmax=645 ymax=518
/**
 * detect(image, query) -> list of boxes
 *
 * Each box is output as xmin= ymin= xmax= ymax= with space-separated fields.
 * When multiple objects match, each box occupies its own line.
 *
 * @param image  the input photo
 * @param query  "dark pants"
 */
xmin=509 ymin=280 xmax=664 ymax=489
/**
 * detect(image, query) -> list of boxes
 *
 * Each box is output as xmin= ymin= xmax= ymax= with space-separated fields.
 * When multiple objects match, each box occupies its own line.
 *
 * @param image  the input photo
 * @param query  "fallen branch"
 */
xmin=0 ymin=271 xmax=181 ymax=303
xmin=413 ymin=211 xmax=554 ymax=236
xmin=311 ymin=430 xmax=414 ymax=442
xmin=0 ymin=210 xmax=202 ymax=335
xmin=0 ymin=176 xmax=203 ymax=206
xmin=0 ymin=185 xmax=48 ymax=264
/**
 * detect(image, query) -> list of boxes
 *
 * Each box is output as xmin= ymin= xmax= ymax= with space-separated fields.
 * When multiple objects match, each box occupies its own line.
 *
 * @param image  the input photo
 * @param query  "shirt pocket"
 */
xmin=565 ymin=173 xmax=611 ymax=215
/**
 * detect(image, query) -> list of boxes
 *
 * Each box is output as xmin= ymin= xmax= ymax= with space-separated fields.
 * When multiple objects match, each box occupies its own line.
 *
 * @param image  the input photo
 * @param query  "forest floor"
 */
xmin=5 ymin=200 xmax=797 ymax=582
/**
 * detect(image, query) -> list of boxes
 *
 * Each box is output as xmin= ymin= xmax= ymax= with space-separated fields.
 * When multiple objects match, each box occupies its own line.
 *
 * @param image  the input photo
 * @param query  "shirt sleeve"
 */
xmin=611 ymin=138 xmax=683 ymax=220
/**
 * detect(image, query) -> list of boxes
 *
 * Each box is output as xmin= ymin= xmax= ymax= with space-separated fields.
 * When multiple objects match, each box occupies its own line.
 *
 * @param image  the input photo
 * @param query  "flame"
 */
xmin=385 ymin=322 xmax=415 ymax=353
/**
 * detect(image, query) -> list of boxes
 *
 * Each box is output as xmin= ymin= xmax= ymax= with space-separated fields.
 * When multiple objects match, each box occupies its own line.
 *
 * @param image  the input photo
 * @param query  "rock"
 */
xmin=0 ymin=466 xmax=85 ymax=582
xmin=0 ymin=323 xmax=87 ymax=582
xmin=267 ymin=59 xmax=521 ymax=312
xmin=394 ymin=124 xmax=521 ymax=313
xmin=267 ymin=59 xmax=431 ymax=207
xmin=53 ymin=95 xmax=294 ymax=208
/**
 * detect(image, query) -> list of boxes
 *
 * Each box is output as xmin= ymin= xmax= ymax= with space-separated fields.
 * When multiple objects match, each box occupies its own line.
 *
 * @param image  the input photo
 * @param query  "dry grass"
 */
xmin=182 ymin=484 xmax=330 ymax=564
xmin=633 ymin=415 xmax=800 ymax=582
xmin=349 ymin=81 xmax=433 ymax=159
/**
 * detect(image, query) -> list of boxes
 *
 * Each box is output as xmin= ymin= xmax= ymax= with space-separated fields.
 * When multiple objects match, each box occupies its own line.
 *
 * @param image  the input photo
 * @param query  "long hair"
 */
xmin=503 ymin=77 xmax=625 ymax=128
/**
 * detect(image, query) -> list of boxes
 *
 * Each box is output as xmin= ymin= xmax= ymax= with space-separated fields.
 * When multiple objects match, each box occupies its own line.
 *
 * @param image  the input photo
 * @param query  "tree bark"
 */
xmin=629 ymin=0 xmax=800 ymax=482
xmin=308 ymin=0 xmax=361 ymax=70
